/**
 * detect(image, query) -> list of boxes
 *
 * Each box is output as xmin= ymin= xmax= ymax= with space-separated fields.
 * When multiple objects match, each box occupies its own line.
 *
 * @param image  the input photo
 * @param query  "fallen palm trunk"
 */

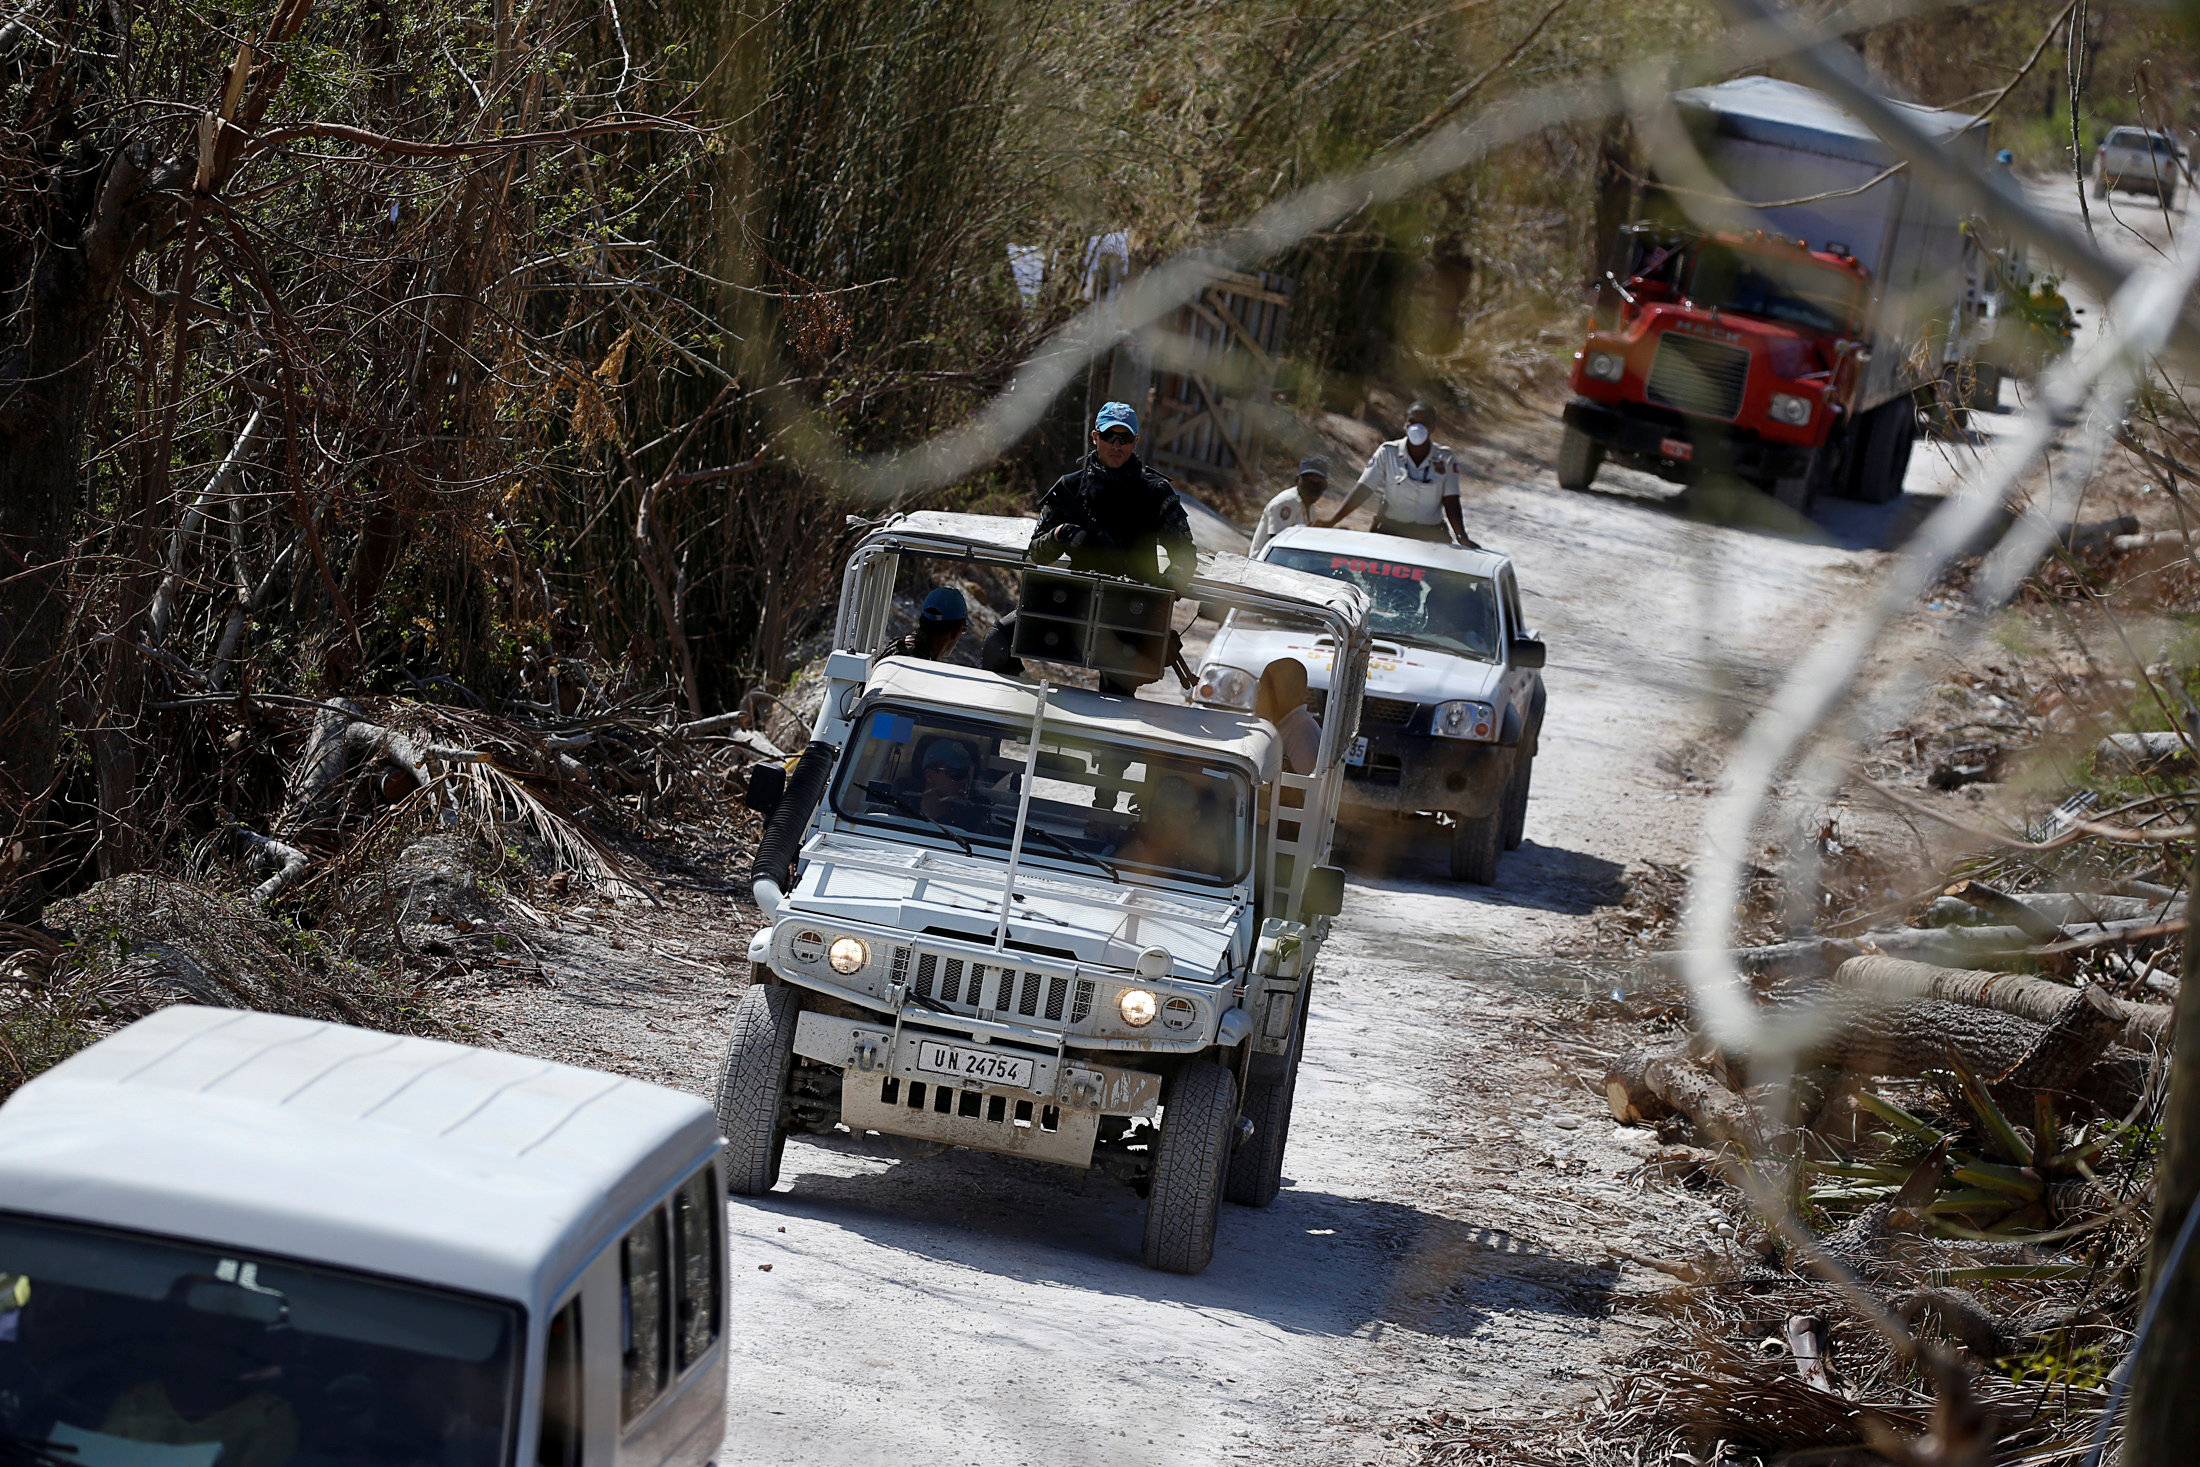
xmin=2096 ymin=730 xmax=2195 ymax=773
xmin=1658 ymin=914 xmax=2182 ymax=984
xmin=1831 ymin=955 xmax=2171 ymax=1051
xmin=1922 ymin=890 xmax=2169 ymax=928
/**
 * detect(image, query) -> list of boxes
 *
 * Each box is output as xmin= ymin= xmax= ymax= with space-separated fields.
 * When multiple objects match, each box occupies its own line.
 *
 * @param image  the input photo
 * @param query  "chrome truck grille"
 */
xmin=889 ymin=945 xmax=1096 ymax=1025
xmin=1646 ymin=333 xmax=1751 ymax=420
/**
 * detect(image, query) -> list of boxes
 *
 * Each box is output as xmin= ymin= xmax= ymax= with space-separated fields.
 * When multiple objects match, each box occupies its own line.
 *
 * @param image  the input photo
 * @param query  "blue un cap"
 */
xmin=1094 ymin=402 xmax=1139 ymax=435
xmin=919 ymin=587 xmax=968 ymax=624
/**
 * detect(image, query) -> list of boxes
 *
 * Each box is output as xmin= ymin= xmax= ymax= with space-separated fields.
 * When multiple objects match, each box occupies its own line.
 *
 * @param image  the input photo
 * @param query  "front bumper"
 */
xmin=1564 ymin=397 xmax=1816 ymax=489
xmin=794 ymin=1010 xmax=1162 ymax=1167
xmin=1341 ymin=732 xmax=1512 ymax=817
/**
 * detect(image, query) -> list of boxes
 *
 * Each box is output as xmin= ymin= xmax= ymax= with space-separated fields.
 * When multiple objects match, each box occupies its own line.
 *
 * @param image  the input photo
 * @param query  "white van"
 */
xmin=0 ymin=1006 xmax=726 ymax=1466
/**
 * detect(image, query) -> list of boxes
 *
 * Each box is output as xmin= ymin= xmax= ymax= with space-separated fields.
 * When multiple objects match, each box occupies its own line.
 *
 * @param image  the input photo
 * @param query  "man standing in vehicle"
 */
xmin=1251 ymin=456 xmax=1329 ymax=555
xmin=1324 ymin=402 xmax=1477 ymax=546
xmin=1029 ymin=402 xmax=1197 ymax=589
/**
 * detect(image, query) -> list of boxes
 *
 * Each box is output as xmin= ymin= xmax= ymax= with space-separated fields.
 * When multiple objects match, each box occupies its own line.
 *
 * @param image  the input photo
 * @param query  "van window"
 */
xmin=539 ymin=1297 xmax=582 ymax=1467
xmin=619 ymin=1210 xmax=669 ymax=1423
xmin=671 ymin=1165 xmax=723 ymax=1371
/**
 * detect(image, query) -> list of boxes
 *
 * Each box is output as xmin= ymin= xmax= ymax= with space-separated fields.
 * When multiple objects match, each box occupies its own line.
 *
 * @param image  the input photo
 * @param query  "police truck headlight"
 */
xmin=1117 ymin=989 xmax=1158 ymax=1027
xmin=1195 ymin=664 xmax=1256 ymax=710
xmin=1585 ymin=351 xmax=1624 ymax=382
xmin=1768 ymin=393 xmax=1813 ymax=426
xmin=1431 ymin=700 xmax=1496 ymax=741
xmin=828 ymin=936 xmax=870 ymax=974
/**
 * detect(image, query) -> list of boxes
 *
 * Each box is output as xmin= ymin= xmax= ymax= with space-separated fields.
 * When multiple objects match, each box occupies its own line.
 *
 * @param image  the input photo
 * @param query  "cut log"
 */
xmin=1831 ymin=956 xmax=2170 ymax=1052
xmin=1993 ymin=984 xmax=2128 ymax=1105
xmin=1924 ymin=891 xmax=2168 ymax=928
xmin=1644 ymin=1050 xmax=1772 ymax=1155
xmin=1605 ymin=1044 xmax=1680 ymax=1125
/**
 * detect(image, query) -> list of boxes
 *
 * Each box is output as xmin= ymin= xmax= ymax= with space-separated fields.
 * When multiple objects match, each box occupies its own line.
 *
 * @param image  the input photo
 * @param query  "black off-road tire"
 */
xmin=1845 ymin=400 xmax=1914 ymax=505
xmin=1142 ymin=1061 xmax=1238 ymax=1274
xmin=715 ymin=983 xmax=800 ymax=1195
xmin=1225 ymin=1001 xmax=1306 ymax=1208
xmin=1448 ymin=812 xmax=1500 ymax=885
xmin=1556 ymin=425 xmax=1602 ymax=492
xmin=1501 ymin=744 xmax=1534 ymax=852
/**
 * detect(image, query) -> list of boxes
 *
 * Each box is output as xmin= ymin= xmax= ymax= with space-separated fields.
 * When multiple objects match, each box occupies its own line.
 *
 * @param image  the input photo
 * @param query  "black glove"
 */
xmin=1054 ymin=525 xmax=1089 ymax=549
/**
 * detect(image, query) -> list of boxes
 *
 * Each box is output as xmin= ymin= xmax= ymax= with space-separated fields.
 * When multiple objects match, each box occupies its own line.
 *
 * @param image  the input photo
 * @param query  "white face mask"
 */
xmin=1404 ymin=423 xmax=1430 ymax=446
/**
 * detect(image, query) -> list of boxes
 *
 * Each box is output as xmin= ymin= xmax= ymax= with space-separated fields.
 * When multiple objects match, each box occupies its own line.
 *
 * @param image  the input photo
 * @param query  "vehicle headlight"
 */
xmin=1117 ymin=988 xmax=1158 ymax=1027
xmin=827 ymin=936 xmax=870 ymax=974
xmin=1431 ymin=700 xmax=1496 ymax=741
xmin=1195 ymin=664 xmax=1255 ymax=711
xmin=1768 ymin=392 xmax=1813 ymax=426
xmin=1585 ymin=351 xmax=1625 ymax=382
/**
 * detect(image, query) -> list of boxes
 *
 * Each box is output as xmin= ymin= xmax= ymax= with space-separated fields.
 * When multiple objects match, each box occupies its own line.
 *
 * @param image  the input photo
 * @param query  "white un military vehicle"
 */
xmin=1194 ymin=526 xmax=1545 ymax=885
xmin=0 ymin=1006 xmax=727 ymax=1467
xmin=720 ymin=512 xmax=1371 ymax=1275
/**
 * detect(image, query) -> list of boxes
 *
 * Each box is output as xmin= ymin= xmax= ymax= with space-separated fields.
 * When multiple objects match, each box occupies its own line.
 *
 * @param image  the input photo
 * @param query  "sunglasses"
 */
xmin=1096 ymin=429 xmax=1136 ymax=445
xmin=924 ymin=759 xmax=973 ymax=778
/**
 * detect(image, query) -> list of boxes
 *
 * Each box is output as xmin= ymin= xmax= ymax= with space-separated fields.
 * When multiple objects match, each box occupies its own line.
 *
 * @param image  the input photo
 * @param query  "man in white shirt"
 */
xmin=1249 ymin=457 xmax=1329 ymax=554
xmin=1323 ymin=402 xmax=1476 ymax=546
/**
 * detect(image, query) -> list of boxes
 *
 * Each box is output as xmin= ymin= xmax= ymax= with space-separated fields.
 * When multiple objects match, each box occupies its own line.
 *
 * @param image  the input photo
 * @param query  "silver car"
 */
xmin=2094 ymin=126 xmax=2186 ymax=208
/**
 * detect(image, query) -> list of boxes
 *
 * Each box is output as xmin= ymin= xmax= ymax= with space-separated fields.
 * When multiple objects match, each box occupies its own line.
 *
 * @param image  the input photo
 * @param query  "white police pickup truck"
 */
xmin=0 ymin=1006 xmax=726 ymax=1467
xmin=722 ymin=512 xmax=1370 ymax=1275
xmin=1193 ymin=526 xmax=1546 ymax=884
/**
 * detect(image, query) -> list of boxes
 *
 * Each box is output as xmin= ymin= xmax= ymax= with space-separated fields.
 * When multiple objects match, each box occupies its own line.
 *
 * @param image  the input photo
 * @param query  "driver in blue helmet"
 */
xmin=876 ymin=587 xmax=970 ymax=668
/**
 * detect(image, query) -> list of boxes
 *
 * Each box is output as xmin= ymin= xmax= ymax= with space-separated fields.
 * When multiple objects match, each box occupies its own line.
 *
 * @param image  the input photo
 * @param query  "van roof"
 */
xmin=0 ymin=1007 xmax=719 ymax=1306
xmin=864 ymin=657 xmax=1281 ymax=778
xmin=1260 ymin=524 xmax=1513 ymax=579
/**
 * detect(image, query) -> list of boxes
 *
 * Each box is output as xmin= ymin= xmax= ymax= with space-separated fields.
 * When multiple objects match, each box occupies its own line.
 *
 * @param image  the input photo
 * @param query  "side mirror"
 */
xmin=1510 ymin=637 xmax=1547 ymax=670
xmin=1301 ymin=864 xmax=1346 ymax=919
xmin=744 ymin=761 xmax=787 ymax=818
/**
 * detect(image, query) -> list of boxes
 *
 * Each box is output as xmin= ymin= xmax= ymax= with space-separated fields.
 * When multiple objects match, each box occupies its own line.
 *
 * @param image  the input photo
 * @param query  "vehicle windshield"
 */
xmin=831 ymin=704 xmax=1252 ymax=887
xmin=2107 ymin=128 xmax=2178 ymax=156
xmin=1261 ymin=547 xmax=1501 ymax=661
xmin=0 ymin=1212 xmax=518 ymax=1467
xmin=1687 ymin=242 xmax=1861 ymax=334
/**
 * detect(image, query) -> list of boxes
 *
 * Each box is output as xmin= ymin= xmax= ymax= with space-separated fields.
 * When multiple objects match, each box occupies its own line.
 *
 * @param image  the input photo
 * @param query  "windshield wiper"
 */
xmin=864 ymin=781 xmax=975 ymax=855
xmin=1023 ymin=823 xmax=1119 ymax=880
xmin=2 ymin=1434 xmax=80 ymax=1467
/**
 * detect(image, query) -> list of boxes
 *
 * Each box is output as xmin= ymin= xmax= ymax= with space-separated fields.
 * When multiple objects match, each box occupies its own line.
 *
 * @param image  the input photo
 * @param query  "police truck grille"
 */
xmin=1646 ymin=333 xmax=1751 ymax=420
xmin=1358 ymin=697 xmax=1416 ymax=728
xmin=909 ymin=949 xmax=1093 ymax=1027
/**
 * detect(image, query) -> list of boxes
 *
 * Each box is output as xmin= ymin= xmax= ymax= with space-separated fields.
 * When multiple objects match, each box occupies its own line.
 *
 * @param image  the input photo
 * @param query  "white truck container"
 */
xmin=1666 ymin=75 xmax=1993 ymax=416
xmin=0 ymin=1006 xmax=727 ymax=1467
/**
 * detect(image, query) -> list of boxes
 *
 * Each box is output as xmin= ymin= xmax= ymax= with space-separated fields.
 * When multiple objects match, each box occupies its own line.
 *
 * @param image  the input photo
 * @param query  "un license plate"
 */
xmin=914 ymin=1041 xmax=1036 ymax=1089
xmin=1347 ymin=735 xmax=1369 ymax=767
xmin=1659 ymin=437 xmax=1694 ymax=461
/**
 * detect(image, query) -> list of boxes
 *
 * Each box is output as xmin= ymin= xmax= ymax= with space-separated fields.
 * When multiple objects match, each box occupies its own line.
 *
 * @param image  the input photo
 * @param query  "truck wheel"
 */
xmin=1225 ymin=1001 xmax=1305 ymax=1208
xmin=1556 ymin=425 xmax=1602 ymax=492
xmin=1142 ymin=1060 xmax=1238 ymax=1274
xmin=1846 ymin=401 xmax=1911 ymax=505
xmin=2092 ymin=173 xmax=2107 ymax=199
xmin=1500 ymin=744 xmax=1534 ymax=852
xmin=1447 ymin=812 xmax=1500 ymax=884
xmin=714 ymin=983 xmax=800 ymax=1195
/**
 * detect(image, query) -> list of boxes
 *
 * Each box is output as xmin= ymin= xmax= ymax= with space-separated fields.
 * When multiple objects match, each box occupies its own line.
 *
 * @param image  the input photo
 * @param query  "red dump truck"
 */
xmin=1558 ymin=76 xmax=1994 ymax=512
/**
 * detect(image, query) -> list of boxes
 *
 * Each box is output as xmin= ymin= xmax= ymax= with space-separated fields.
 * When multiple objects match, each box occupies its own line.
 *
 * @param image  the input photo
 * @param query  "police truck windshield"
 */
xmin=1262 ymin=548 xmax=1500 ymax=661
xmin=1687 ymin=242 xmax=1860 ymax=335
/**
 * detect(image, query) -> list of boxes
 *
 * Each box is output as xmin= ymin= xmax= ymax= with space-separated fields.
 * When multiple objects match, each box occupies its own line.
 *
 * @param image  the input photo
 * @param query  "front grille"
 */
xmin=1646 ymin=332 xmax=1750 ymax=420
xmin=1348 ymin=754 xmax=1405 ymax=786
xmin=1309 ymin=691 xmax=1416 ymax=732
xmin=906 ymin=947 xmax=1093 ymax=1025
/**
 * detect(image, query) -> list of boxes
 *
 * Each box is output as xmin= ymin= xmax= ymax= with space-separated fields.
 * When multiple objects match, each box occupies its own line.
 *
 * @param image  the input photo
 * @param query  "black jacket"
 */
xmin=1032 ymin=451 xmax=1197 ymax=587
